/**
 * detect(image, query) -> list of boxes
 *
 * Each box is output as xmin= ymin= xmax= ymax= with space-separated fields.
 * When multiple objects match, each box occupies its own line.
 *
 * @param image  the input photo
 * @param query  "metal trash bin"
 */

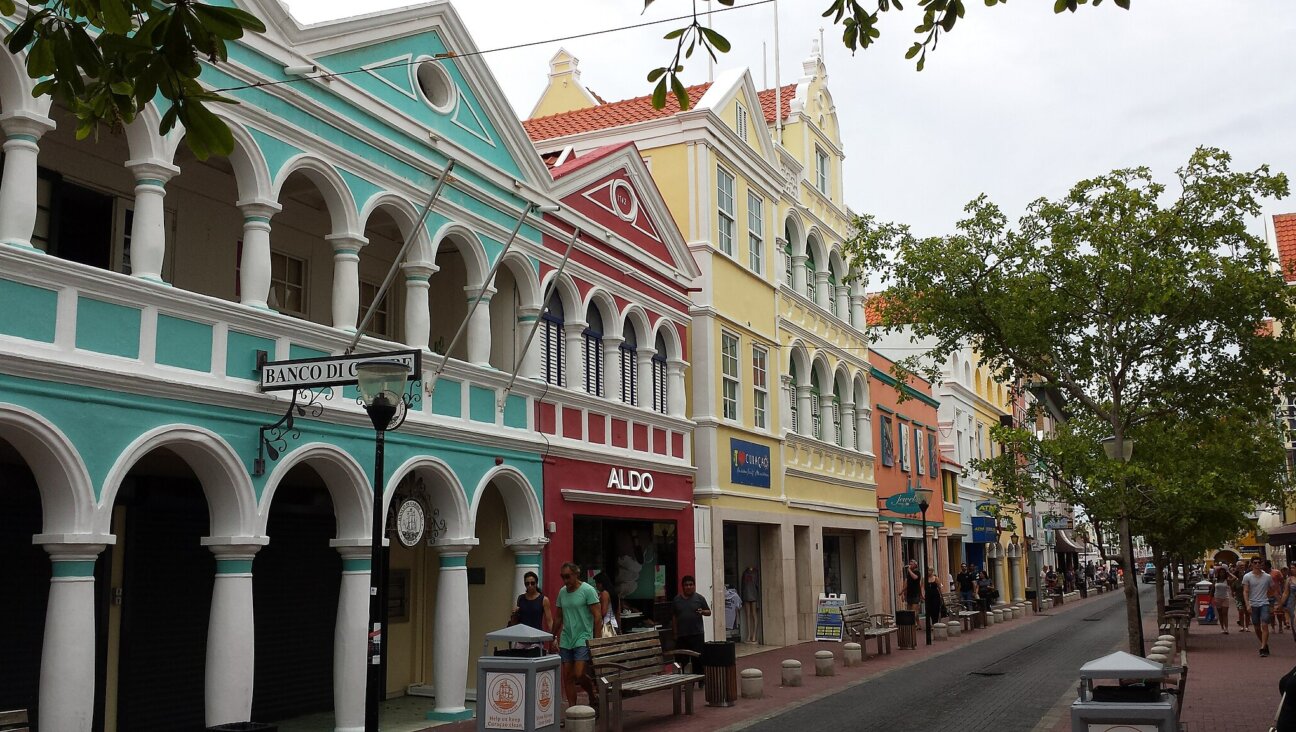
xmin=206 ymin=725 xmax=276 ymax=732
xmin=702 ymin=641 xmax=737 ymax=707
xmin=476 ymin=624 xmax=561 ymax=732
xmin=1070 ymin=650 xmax=1180 ymax=732
xmin=1194 ymin=580 xmax=1215 ymax=624
xmin=894 ymin=610 xmax=917 ymax=650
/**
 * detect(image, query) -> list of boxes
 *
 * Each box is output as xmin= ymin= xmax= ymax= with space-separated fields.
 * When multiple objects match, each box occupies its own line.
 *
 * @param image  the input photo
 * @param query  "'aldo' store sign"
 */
xmin=606 ymin=467 xmax=654 ymax=494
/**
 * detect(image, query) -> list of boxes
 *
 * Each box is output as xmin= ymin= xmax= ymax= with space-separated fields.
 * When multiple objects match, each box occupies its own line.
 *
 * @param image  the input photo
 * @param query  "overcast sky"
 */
xmin=289 ymin=0 xmax=1296 ymax=244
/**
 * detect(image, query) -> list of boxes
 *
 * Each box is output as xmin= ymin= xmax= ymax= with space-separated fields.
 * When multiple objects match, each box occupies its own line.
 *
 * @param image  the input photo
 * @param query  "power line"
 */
xmin=213 ymin=0 xmax=776 ymax=94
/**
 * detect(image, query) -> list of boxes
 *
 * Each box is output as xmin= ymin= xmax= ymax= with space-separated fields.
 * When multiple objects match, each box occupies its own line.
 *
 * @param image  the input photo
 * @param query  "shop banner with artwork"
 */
xmin=814 ymin=593 xmax=847 ymax=642
xmin=484 ymin=671 xmax=525 ymax=730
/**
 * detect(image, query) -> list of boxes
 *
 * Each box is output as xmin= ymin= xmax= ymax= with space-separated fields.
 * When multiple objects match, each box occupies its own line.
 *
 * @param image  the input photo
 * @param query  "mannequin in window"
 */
xmin=741 ymin=566 xmax=760 ymax=643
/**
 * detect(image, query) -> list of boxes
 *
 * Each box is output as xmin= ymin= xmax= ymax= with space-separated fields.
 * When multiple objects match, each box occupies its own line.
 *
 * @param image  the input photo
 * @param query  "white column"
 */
xmin=834 ymin=285 xmax=849 ymax=321
xmin=819 ymin=392 xmax=836 ymax=444
xmin=936 ymin=529 xmax=950 ymax=591
xmin=796 ymin=384 xmax=814 ymax=437
xmin=857 ymin=407 xmax=874 ymax=453
xmin=0 ymin=112 xmax=55 ymax=249
xmin=507 ymin=541 xmax=547 ymax=597
xmin=564 ymin=321 xmax=587 ymax=392
xmin=125 ymin=159 xmax=180 ymax=282
xmin=1008 ymin=555 xmax=1023 ymax=602
xmin=517 ymin=306 xmax=542 ymax=379
xmin=430 ymin=543 xmax=476 ymax=720
xmin=840 ymin=402 xmax=856 ymax=451
xmin=602 ymin=335 xmax=624 ymax=401
xmin=326 ymin=233 xmax=368 ymax=332
xmin=465 ymin=286 xmax=496 ymax=367
xmin=332 ymin=543 xmax=370 ymax=732
xmin=791 ymin=253 xmax=808 ymax=294
xmin=202 ymin=539 xmax=266 ymax=728
xmin=636 ymin=347 xmax=655 ymax=409
xmin=779 ymin=374 xmax=794 ymax=435
xmin=37 ymin=540 xmax=106 ymax=732
xmin=774 ymin=236 xmax=788 ymax=285
xmin=850 ymin=294 xmax=866 ymax=329
xmin=814 ymin=271 xmax=832 ymax=310
xmin=402 ymin=262 xmax=436 ymax=351
xmin=667 ymin=359 xmax=687 ymax=417
xmin=237 ymin=200 xmax=282 ymax=309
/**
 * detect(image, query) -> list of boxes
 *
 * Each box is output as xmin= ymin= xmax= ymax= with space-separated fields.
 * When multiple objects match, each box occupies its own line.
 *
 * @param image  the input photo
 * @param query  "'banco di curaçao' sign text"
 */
xmin=260 ymin=349 xmax=421 ymax=391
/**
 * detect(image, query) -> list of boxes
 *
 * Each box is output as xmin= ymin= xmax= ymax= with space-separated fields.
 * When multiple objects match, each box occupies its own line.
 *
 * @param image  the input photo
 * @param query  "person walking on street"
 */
xmin=1212 ymin=569 xmax=1232 ymax=634
xmin=924 ymin=567 xmax=944 ymax=632
xmin=551 ymin=562 xmax=602 ymax=710
xmin=672 ymin=576 xmax=711 ymax=677
xmin=956 ymin=564 xmax=977 ymax=609
xmin=1280 ymin=562 xmax=1296 ymax=642
xmin=1233 ymin=562 xmax=1250 ymax=632
xmin=1243 ymin=557 xmax=1274 ymax=657
xmin=902 ymin=559 xmax=922 ymax=613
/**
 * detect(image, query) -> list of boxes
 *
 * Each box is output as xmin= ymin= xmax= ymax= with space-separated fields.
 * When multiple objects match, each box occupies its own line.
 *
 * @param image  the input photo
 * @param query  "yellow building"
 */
xmin=524 ymin=43 xmax=880 ymax=646
xmin=970 ymin=368 xmax=1028 ymax=601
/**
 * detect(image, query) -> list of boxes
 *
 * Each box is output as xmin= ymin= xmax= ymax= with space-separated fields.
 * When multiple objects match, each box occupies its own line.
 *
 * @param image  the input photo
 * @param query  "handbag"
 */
xmin=602 ymin=619 xmax=618 ymax=637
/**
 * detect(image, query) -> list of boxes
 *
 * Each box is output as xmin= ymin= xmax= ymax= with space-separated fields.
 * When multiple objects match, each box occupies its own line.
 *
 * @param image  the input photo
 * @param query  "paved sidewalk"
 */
xmin=1173 ymin=611 xmax=1290 ymax=731
xmin=420 ymin=593 xmax=1110 ymax=732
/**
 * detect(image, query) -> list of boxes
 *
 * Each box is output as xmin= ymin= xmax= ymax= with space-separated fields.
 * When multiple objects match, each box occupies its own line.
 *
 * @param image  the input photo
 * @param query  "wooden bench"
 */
xmin=587 ymin=632 xmax=705 ymax=732
xmin=1160 ymin=611 xmax=1191 ymax=651
xmin=841 ymin=602 xmax=899 ymax=656
xmin=942 ymin=592 xmax=980 ymax=632
xmin=0 ymin=710 xmax=29 ymax=732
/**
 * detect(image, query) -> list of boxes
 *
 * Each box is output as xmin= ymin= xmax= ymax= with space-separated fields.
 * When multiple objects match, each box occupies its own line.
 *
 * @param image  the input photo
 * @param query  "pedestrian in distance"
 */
xmin=976 ymin=570 xmax=996 ymax=612
xmin=551 ymin=562 xmax=602 ymax=710
xmin=593 ymin=573 xmax=619 ymax=638
xmin=956 ymin=564 xmax=977 ymax=609
xmin=1213 ymin=569 xmax=1233 ymax=634
xmin=1233 ymin=563 xmax=1251 ymax=632
xmin=1269 ymin=560 xmax=1288 ymax=633
xmin=1244 ymin=557 xmax=1274 ymax=657
xmin=509 ymin=570 xmax=554 ymax=651
xmin=1280 ymin=562 xmax=1296 ymax=642
xmin=924 ymin=567 xmax=944 ymax=632
xmin=901 ymin=559 xmax=922 ymax=613
xmin=671 ymin=575 xmax=711 ymax=677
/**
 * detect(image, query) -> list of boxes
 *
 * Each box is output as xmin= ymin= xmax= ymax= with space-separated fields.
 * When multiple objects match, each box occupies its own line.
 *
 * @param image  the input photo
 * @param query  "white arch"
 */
xmin=620 ymin=304 xmax=652 ymax=346
xmin=650 ymin=318 xmax=684 ymax=361
xmin=468 ymin=465 xmax=543 ymax=542
xmin=828 ymin=247 xmax=847 ymax=282
xmin=853 ymin=371 xmax=869 ymax=407
xmin=272 ymin=154 xmax=361 ymax=235
xmin=0 ymin=404 xmax=96 ymax=535
xmin=809 ymin=352 xmax=832 ymax=390
xmin=805 ymin=229 xmax=829 ymax=269
xmin=429 ymin=221 xmax=490 ymax=289
xmin=540 ymin=271 xmax=582 ymax=320
xmin=359 ymin=192 xmax=433 ymax=260
xmin=496 ymin=251 xmax=541 ymax=313
xmin=123 ymin=102 xmax=183 ymax=165
xmin=0 ymin=49 xmax=45 ymax=116
xmin=96 ymin=425 xmax=258 ymax=538
xmin=787 ymin=340 xmax=812 ymax=386
xmin=583 ymin=287 xmax=619 ymax=334
xmin=783 ymin=210 xmax=808 ymax=258
xmin=385 ymin=455 xmax=471 ymax=541
xmin=257 ymin=443 xmax=371 ymax=540
xmin=833 ymin=362 xmax=853 ymax=402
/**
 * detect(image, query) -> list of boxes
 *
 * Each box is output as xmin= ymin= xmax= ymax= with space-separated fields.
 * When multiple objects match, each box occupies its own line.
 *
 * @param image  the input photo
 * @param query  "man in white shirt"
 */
xmin=1242 ymin=557 xmax=1274 ymax=657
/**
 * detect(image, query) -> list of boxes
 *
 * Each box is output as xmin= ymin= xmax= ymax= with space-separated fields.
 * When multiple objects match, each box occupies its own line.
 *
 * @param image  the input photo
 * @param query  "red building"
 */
xmin=532 ymin=143 xmax=700 ymax=629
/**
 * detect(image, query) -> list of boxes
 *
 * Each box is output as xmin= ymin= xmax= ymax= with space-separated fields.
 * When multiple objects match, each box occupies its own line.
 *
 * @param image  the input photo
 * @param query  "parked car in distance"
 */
xmin=1142 ymin=563 xmax=1156 ymax=584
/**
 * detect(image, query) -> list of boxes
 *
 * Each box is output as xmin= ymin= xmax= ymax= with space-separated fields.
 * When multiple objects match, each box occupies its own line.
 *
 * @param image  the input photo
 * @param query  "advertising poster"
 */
xmin=484 ymin=672 xmax=526 ymax=730
xmin=730 ymin=438 xmax=772 ymax=488
xmin=814 ymin=593 xmax=847 ymax=642
xmin=535 ymin=668 xmax=556 ymax=728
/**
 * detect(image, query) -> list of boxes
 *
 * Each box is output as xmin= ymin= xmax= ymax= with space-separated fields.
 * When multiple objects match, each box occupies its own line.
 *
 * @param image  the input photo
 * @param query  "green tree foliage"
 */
xmin=2 ymin=1 xmax=265 ymax=159
xmin=848 ymin=146 xmax=1296 ymax=652
xmin=646 ymin=0 xmax=1130 ymax=109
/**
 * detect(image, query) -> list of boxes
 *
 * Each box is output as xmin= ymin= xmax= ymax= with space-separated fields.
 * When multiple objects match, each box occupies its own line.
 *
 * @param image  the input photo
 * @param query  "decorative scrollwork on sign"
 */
xmin=355 ymin=380 xmax=422 ymax=432
xmin=254 ymin=387 xmax=334 ymax=476
xmin=427 ymin=508 xmax=450 ymax=543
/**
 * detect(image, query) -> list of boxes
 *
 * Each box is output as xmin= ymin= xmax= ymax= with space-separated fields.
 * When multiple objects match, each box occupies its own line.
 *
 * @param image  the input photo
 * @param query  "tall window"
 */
xmin=583 ymin=305 xmax=604 ymax=396
xmin=620 ymin=323 xmax=638 ymax=406
xmin=828 ymin=269 xmax=839 ymax=318
xmin=722 ymin=331 xmax=740 ymax=421
xmin=810 ymin=375 xmax=823 ymax=440
xmin=735 ymin=102 xmax=748 ymax=140
xmin=652 ymin=334 xmax=669 ymax=414
xmin=832 ymin=397 xmax=842 ymax=446
xmin=269 ymin=251 xmax=307 ymax=317
xmin=815 ymin=146 xmax=829 ymax=196
xmin=788 ymin=363 xmax=800 ymax=434
xmin=359 ymin=280 xmax=390 ymax=337
xmin=783 ymin=235 xmax=793 ymax=285
xmin=805 ymin=250 xmax=817 ymax=302
xmin=541 ymin=291 xmax=565 ymax=387
xmin=717 ymin=167 xmax=736 ymax=256
xmin=747 ymin=192 xmax=763 ymax=273
xmin=752 ymin=345 xmax=768 ymax=429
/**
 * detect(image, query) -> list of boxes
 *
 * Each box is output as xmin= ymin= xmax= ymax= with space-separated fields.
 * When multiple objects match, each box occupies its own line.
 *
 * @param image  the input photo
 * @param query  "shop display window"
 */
xmin=572 ymin=516 xmax=678 ymax=630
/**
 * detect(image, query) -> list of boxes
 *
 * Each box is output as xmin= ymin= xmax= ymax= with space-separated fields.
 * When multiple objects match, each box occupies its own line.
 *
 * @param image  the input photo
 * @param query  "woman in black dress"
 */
xmin=510 ymin=570 xmax=553 ymax=649
xmin=924 ymin=567 xmax=944 ymax=632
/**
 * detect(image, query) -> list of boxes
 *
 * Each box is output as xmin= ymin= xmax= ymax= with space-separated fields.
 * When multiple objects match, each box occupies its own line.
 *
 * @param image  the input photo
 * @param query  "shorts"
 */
xmin=559 ymin=645 xmax=591 ymax=662
xmin=1252 ymin=605 xmax=1271 ymax=626
xmin=1214 ymin=597 xmax=1231 ymax=608
xmin=904 ymin=593 xmax=921 ymax=606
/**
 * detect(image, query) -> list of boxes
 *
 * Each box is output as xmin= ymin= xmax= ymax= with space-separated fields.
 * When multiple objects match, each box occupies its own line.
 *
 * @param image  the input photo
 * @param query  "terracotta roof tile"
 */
xmin=1276 ymin=213 xmax=1296 ymax=284
xmin=546 ymin=142 xmax=635 ymax=179
xmin=523 ymin=81 xmax=798 ymax=142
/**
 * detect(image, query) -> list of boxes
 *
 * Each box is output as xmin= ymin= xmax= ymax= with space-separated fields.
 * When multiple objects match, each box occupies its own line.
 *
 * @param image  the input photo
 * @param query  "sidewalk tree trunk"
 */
xmin=849 ymin=148 xmax=1296 ymax=655
xmin=1152 ymin=546 xmax=1167 ymax=627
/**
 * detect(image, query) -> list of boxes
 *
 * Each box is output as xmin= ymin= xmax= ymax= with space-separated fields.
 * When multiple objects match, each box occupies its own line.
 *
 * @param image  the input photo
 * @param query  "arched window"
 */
xmin=652 ymin=333 xmax=668 ymax=414
xmin=832 ymin=394 xmax=842 ymax=446
xmin=805 ymin=250 xmax=817 ymax=302
xmin=784 ymin=227 xmax=794 ymax=284
xmin=788 ymin=361 xmax=800 ymax=434
xmin=583 ymin=305 xmax=604 ymax=397
xmin=620 ymin=323 xmax=638 ymax=405
xmin=828 ymin=268 xmax=839 ymax=318
xmin=541 ymin=291 xmax=565 ymax=387
xmin=811 ymin=372 xmax=823 ymax=440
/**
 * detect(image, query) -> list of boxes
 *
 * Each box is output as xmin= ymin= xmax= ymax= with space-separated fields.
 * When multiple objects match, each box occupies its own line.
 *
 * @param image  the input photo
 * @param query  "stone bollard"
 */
xmin=740 ymin=668 xmax=764 ymax=699
xmin=815 ymin=650 xmax=836 ymax=676
xmin=566 ymin=705 xmax=596 ymax=732
xmin=781 ymin=659 xmax=803 ymax=687
xmin=1152 ymin=643 xmax=1174 ymax=657
xmin=1157 ymin=634 xmax=1177 ymax=647
xmin=985 ymin=610 xmax=995 ymax=626
xmin=1014 ymin=605 xmax=1024 ymax=620
xmin=933 ymin=622 xmax=948 ymax=641
xmin=946 ymin=620 xmax=962 ymax=638
xmin=843 ymin=642 xmax=864 ymax=667
xmin=993 ymin=609 xmax=1005 ymax=625
xmin=1147 ymin=652 xmax=1168 ymax=664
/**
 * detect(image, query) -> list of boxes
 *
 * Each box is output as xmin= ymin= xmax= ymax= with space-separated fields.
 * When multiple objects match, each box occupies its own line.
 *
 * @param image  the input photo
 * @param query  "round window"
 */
xmin=416 ymin=60 xmax=456 ymax=114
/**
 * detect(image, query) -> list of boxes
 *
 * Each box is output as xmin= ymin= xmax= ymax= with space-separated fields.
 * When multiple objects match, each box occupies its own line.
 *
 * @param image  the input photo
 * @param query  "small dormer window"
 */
xmin=735 ymin=102 xmax=748 ymax=140
xmin=415 ymin=59 xmax=457 ymax=114
xmin=815 ymin=146 xmax=829 ymax=196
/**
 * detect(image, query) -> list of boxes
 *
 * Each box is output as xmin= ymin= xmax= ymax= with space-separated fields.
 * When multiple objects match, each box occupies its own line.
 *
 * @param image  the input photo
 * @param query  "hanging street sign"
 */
xmin=259 ymin=349 xmax=421 ymax=392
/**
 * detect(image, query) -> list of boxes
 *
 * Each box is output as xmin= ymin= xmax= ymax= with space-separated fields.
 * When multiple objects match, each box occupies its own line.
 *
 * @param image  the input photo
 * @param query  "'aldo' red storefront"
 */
xmin=543 ymin=456 xmax=695 ymax=632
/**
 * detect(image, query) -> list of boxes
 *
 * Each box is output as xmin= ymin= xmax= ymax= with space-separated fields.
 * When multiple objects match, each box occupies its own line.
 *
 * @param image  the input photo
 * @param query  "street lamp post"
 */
xmin=916 ymin=487 xmax=934 ymax=646
xmin=1102 ymin=434 xmax=1143 ymax=656
xmin=356 ymin=360 xmax=412 ymax=732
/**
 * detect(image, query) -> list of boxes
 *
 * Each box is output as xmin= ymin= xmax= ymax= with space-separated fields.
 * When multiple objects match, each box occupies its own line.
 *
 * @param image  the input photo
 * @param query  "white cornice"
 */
xmin=559 ymin=489 xmax=690 ymax=511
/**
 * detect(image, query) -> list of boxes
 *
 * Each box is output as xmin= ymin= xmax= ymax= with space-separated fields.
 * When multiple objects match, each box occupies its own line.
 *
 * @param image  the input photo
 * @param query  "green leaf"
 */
xmin=647 ymin=67 xmax=666 ymax=82
xmin=99 ymin=0 xmax=133 ymax=35
xmin=905 ymin=42 xmax=922 ymax=59
xmin=195 ymin=4 xmax=267 ymax=33
xmin=700 ymin=26 xmax=731 ymax=53
xmin=0 ymin=0 xmax=14 ymax=15
xmin=1054 ymin=0 xmax=1068 ymax=11
xmin=1114 ymin=0 xmax=1130 ymax=7
xmin=670 ymin=73 xmax=689 ymax=110
xmin=663 ymin=27 xmax=687 ymax=40
xmin=651 ymin=78 xmax=667 ymax=110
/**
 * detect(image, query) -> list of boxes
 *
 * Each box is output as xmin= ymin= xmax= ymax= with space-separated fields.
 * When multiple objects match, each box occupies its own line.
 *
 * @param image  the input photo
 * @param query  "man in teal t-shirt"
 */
xmin=551 ymin=561 xmax=602 ymax=710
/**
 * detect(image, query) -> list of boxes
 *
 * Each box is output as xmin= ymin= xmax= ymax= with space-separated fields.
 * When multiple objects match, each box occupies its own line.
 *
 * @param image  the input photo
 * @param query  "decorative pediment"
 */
xmin=580 ymin=176 xmax=663 ymax=244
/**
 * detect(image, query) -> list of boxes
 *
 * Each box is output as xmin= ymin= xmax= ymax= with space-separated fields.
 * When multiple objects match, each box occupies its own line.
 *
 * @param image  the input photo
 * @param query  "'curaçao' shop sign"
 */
xmin=730 ymin=438 xmax=771 ymax=488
